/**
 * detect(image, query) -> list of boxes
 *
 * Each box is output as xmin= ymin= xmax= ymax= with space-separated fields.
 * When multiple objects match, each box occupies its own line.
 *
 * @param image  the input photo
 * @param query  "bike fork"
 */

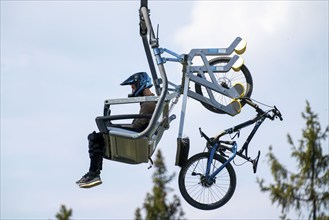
xmin=206 ymin=143 xmax=237 ymax=182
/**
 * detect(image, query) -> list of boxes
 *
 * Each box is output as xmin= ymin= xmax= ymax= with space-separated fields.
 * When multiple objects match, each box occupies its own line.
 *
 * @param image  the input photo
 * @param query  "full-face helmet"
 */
xmin=120 ymin=72 xmax=153 ymax=97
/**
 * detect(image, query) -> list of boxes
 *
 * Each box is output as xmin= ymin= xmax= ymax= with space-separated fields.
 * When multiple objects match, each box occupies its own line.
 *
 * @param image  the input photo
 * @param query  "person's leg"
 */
xmin=88 ymin=131 xmax=104 ymax=174
xmin=76 ymin=131 xmax=104 ymax=188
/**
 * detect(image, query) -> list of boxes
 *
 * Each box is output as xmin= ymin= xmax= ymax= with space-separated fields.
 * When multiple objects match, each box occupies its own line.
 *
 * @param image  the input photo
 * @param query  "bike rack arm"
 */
xmin=188 ymin=37 xmax=247 ymax=57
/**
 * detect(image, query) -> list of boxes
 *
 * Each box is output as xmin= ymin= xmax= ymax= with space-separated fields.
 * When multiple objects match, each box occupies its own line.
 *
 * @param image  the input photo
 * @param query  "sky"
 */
xmin=1 ymin=0 xmax=328 ymax=219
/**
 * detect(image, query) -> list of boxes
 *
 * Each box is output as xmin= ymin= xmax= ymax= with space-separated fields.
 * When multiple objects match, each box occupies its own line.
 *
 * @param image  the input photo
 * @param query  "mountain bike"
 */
xmin=178 ymin=98 xmax=283 ymax=210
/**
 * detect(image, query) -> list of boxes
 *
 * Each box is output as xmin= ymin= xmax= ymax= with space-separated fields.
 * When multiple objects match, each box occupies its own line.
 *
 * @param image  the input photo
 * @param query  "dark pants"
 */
xmin=88 ymin=131 xmax=105 ymax=174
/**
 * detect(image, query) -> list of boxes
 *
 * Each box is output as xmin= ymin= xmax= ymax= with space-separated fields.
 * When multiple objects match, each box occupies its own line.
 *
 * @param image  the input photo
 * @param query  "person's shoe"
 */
xmin=76 ymin=172 xmax=102 ymax=188
xmin=76 ymin=172 xmax=88 ymax=185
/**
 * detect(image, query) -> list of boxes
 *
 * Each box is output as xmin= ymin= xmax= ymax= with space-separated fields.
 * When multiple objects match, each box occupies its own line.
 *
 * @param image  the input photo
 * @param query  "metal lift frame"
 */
xmin=95 ymin=0 xmax=247 ymax=165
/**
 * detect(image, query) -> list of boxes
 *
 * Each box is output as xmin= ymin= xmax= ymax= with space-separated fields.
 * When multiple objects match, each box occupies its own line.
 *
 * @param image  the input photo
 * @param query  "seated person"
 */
xmin=76 ymin=72 xmax=156 ymax=188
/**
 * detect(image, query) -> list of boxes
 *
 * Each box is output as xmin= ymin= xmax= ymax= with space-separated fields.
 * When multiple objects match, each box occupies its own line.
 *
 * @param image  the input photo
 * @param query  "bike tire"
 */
xmin=195 ymin=57 xmax=253 ymax=114
xmin=178 ymin=152 xmax=236 ymax=210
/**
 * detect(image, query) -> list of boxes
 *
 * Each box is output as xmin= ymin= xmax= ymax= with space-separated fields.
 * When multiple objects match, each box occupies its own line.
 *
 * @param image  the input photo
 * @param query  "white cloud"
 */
xmin=174 ymin=1 xmax=328 ymax=65
xmin=174 ymin=1 xmax=328 ymax=109
xmin=175 ymin=1 xmax=290 ymax=48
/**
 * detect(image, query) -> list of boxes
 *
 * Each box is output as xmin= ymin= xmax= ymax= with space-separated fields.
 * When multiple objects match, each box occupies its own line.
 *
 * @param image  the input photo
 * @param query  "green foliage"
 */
xmin=135 ymin=150 xmax=185 ymax=220
xmin=135 ymin=208 xmax=143 ymax=220
xmin=55 ymin=204 xmax=72 ymax=220
xmin=258 ymin=101 xmax=329 ymax=220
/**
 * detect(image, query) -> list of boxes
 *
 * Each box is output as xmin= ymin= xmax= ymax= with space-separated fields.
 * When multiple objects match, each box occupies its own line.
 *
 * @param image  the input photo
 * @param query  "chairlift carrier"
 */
xmin=95 ymin=0 xmax=248 ymax=165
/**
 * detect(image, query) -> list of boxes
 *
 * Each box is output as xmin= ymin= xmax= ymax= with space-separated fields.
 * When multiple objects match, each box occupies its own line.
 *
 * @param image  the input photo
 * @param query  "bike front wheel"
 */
xmin=178 ymin=152 xmax=236 ymax=210
xmin=195 ymin=57 xmax=253 ymax=114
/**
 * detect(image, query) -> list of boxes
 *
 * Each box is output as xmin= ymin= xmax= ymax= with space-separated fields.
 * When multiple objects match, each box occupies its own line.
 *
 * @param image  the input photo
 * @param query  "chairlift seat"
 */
xmin=101 ymin=119 xmax=168 ymax=164
xmin=103 ymin=127 xmax=155 ymax=164
xmin=96 ymin=96 xmax=174 ymax=164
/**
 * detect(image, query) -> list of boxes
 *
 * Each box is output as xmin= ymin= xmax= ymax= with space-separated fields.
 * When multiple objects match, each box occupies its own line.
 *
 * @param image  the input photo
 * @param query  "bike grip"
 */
xmin=141 ymin=0 xmax=148 ymax=8
xmin=274 ymin=106 xmax=283 ymax=121
xmin=277 ymin=113 xmax=283 ymax=121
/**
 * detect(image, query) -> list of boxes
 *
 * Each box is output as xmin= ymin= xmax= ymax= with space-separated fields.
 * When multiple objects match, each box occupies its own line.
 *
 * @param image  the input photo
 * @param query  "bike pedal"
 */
xmin=252 ymin=150 xmax=261 ymax=174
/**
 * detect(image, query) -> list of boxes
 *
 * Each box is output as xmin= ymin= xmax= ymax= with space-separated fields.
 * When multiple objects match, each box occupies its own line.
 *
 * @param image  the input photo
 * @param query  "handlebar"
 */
xmin=270 ymin=106 xmax=283 ymax=121
xmin=274 ymin=106 xmax=283 ymax=120
xmin=243 ymin=98 xmax=283 ymax=121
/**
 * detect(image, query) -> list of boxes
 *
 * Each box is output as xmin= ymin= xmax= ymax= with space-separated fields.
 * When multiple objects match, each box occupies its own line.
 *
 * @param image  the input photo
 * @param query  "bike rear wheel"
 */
xmin=178 ymin=152 xmax=236 ymax=210
xmin=195 ymin=57 xmax=253 ymax=114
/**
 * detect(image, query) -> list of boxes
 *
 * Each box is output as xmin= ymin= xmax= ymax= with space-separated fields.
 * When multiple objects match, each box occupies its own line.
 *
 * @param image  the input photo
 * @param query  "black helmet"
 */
xmin=120 ymin=72 xmax=153 ymax=97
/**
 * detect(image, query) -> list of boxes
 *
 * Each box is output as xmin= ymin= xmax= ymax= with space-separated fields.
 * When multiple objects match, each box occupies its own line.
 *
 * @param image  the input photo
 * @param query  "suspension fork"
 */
xmin=205 ymin=142 xmax=237 ymax=183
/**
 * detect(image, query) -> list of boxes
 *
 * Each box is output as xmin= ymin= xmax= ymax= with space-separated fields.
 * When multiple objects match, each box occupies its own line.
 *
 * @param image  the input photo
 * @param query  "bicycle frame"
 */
xmin=203 ymin=99 xmax=282 ymax=179
xmin=217 ymin=109 xmax=267 ymax=161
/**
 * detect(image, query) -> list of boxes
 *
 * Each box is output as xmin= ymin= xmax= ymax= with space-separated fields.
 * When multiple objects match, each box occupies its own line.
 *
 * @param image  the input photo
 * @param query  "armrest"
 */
xmin=95 ymin=114 xmax=152 ymax=133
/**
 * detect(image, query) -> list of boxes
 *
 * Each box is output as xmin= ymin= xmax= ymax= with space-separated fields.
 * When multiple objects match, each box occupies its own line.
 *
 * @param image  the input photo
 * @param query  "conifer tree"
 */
xmin=258 ymin=101 xmax=329 ymax=220
xmin=135 ymin=150 xmax=185 ymax=220
xmin=55 ymin=204 xmax=72 ymax=220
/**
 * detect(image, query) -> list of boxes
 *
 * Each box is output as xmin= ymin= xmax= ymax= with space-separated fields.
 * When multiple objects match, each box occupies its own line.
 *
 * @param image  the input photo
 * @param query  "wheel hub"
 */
xmin=218 ymin=77 xmax=231 ymax=89
xmin=200 ymin=176 xmax=216 ymax=187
